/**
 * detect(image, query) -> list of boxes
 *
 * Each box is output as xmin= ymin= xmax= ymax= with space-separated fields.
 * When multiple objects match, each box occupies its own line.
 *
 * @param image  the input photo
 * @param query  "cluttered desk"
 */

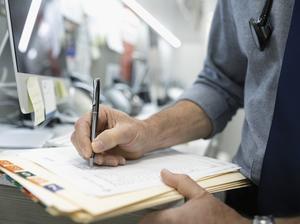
xmin=0 ymin=0 xmax=249 ymax=223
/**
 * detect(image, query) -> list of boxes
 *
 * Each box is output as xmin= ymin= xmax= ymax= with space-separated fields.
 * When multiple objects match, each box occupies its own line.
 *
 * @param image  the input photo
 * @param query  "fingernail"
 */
xmin=120 ymin=158 xmax=126 ymax=165
xmin=106 ymin=159 xmax=118 ymax=167
xmin=92 ymin=140 xmax=105 ymax=152
xmin=83 ymin=151 xmax=92 ymax=160
xmin=95 ymin=156 xmax=103 ymax=165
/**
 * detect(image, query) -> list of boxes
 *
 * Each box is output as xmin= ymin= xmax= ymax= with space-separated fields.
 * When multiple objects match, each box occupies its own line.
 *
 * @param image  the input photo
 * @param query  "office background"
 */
xmin=0 ymin=1 xmax=245 ymax=223
xmin=0 ymin=0 xmax=247 ymax=181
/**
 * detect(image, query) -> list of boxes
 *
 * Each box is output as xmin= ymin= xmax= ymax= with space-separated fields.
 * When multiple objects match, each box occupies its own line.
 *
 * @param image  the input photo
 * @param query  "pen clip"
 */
xmin=92 ymin=81 xmax=97 ymax=106
xmin=92 ymin=79 xmax=101 ymax=106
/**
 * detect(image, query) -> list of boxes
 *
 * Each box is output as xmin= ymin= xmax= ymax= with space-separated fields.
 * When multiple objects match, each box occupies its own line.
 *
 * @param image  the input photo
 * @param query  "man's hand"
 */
xmin=72 ymin=100 xmax=212 ymax=166
xmin=140 ymin=169 xmax=251 ymax=224
xmin=71 ymin=106 xmax=149 ymax=166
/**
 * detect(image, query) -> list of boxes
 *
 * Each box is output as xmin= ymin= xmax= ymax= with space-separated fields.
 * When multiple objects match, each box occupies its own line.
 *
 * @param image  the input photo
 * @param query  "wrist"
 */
xmin=140 ymin=100 xmax=213 ymax=154
xmin=141 ymin=117 xmax=161 ymax=154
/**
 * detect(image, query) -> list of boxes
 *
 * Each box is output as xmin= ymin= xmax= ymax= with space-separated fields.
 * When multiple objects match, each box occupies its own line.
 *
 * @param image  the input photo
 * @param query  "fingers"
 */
xmin=71 ymin=113 xmax=93 ymax=159
xmin=72 ymin=106 xmax=140 ymax=164
xmin=94 ymin=153 xmax=126 ymax=166
xmin=92 ymin=126 xmax=130 ymax=153
xmin=161 ymin=169 xmax=206 ymax=200
xmin=71 ymin=132 xmax=85 ymax=159
xmin=72 ymin=106 xmax=112 ymax=159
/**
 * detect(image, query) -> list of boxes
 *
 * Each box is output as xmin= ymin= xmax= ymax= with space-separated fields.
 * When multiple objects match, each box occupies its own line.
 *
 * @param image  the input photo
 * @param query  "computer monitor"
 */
xmin=0 ymin=29 xmax=20 ymax=121
xmin=0 ymin=6 xmax=14 ymax=84
xmin=0 ymin=31 xmax=14 ymax=82
xmin=5 ymin=0 xmax=70 ymax=115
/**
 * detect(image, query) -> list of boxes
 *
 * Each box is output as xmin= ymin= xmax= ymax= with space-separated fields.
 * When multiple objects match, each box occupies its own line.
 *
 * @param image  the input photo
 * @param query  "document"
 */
xmin=0 ymin=148 xmax=247 ymax=220
xmin=21 ymin=147 xmax=239 ymax=197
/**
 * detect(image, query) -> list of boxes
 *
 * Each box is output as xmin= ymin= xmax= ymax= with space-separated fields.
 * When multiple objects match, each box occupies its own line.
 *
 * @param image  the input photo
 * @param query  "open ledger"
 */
xmin=0 ymin=147 xmax=250 ymax=223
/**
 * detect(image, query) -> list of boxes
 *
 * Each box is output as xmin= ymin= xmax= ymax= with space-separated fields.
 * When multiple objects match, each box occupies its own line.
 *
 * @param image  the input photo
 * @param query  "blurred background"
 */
xmin=0 ymin=0 xmax=244 ymax=162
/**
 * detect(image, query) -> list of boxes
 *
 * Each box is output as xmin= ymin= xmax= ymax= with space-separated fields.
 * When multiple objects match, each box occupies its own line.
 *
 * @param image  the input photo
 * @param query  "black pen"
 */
xmin=89 ymin=78 xmax=101 ymax=167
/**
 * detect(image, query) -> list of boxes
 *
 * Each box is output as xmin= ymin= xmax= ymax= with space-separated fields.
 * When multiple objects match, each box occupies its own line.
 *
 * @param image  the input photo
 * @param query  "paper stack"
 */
xmin=0 ymin=147 xmax=249 ymax=223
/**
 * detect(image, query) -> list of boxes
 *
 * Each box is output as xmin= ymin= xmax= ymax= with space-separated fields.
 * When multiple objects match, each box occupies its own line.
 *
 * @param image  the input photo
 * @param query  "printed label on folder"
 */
xmin=27 ymin=77 xmax=45 ymax=126
xmin=28 ymin=176 xmax=48 ymax=186
xmin=4 ymin=165 xmax=23 ymax=173
xmin=17 ymin=171 xmax=35 ymax=179
xmin=0 ymin=160 xmax=13 ymax=167
xmin=44 ymin=184 xmax=63 ymax=193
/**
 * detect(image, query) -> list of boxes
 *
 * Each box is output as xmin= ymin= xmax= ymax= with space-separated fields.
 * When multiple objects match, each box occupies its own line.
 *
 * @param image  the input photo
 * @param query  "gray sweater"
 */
xmin=180 ymin=0 xmax=294 ymax=184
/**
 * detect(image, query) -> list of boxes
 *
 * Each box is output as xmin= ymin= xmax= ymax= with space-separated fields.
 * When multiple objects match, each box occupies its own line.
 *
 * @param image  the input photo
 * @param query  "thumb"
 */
xmin=92 ymin=127 xmax=129 ymax=153
xmin=161 ymin=169 xmax=206 ymax=200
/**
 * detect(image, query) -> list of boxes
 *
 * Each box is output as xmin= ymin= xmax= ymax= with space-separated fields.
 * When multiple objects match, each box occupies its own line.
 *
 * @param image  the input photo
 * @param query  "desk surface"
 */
xmin=0 ymin=184 xmax=149 ymax=224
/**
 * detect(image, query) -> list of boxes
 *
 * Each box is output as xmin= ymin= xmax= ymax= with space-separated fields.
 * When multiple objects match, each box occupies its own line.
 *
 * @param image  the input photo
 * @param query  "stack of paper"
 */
xmin=0 ymin=147 xmax=249 ymax=223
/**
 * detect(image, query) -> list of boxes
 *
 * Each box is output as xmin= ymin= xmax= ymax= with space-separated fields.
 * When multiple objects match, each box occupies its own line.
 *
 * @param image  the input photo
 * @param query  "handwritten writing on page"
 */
xmin=21 ymin=147 xmax=239 ymax=197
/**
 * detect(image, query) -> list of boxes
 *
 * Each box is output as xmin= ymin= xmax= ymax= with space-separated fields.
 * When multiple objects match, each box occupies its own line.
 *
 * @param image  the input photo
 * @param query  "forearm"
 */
xmin=143 ymin=100 xmax=212 ymax=153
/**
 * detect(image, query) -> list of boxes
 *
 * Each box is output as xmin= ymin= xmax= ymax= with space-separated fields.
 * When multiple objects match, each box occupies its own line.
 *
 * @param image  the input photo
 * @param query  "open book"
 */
xmin=0 ymin=147 xmax=249 ymax=223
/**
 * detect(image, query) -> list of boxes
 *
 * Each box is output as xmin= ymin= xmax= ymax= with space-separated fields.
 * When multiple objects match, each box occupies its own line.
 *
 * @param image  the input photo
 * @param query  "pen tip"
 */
xmin=89 ymin=158 xmax=94 ymax=167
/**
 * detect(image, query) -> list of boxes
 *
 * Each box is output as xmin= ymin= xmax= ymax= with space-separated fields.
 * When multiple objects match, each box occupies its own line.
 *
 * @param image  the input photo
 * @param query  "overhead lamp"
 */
xmin=122 ymin=0 xmax=182 ymax=48
xmin=18 ymin=0 xmax=42 ymax=53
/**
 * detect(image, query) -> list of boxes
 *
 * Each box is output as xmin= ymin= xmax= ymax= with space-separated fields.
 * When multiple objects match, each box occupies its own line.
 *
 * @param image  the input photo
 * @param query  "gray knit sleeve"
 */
xmin=179 ymin=0 xmax=247 ymax=136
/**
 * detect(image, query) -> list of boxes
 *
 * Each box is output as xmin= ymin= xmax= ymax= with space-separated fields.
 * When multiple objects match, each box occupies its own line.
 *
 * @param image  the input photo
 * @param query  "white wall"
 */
xmin=171 ymin=43 xmax=206 ymax=87
xmin=136 ymin=0 xmax=217 ymax=87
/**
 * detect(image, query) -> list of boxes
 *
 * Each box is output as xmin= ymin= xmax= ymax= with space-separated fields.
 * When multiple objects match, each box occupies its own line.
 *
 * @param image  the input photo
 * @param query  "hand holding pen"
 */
xmin=71 ymin=79 xmax=147 ymax=167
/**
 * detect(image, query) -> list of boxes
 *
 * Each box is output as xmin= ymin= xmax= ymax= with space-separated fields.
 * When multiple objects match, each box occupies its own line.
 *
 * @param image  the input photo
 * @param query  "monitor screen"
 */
xmin=8 ymin=0 xmax=70 ymax=78
xmin=6 ymin=0 xmax=73 ymax=115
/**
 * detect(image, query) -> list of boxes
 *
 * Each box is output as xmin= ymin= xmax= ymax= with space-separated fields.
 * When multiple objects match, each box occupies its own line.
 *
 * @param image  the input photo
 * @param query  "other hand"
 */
xmin=139 ymin=169 xmax=251 ymax=224
xmin=71 ymin=106 xmax=149 ymax=166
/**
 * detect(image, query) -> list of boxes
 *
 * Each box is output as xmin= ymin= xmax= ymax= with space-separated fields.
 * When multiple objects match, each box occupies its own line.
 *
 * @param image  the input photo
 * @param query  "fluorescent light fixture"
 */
xmin=18 ymin=0 xmax=42 ymax=53
xmin=122 ymin=0 xmax=182 ymax=48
